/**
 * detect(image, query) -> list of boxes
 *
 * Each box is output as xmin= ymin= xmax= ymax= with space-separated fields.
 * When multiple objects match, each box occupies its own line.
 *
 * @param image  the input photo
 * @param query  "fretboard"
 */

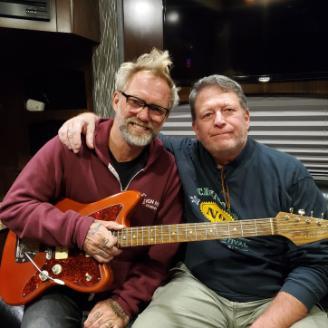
xmin=114 ymin=218 xmax=275 ymax=247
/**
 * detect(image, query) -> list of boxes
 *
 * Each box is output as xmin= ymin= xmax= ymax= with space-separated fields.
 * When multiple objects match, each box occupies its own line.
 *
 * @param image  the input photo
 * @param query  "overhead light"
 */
xmin=166 ymin=11 xmax=180 ymax=24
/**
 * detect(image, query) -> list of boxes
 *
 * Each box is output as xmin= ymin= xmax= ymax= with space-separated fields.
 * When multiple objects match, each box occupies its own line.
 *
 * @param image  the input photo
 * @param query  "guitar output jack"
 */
xmin=85 ymin=273 xmax=93 ymax=282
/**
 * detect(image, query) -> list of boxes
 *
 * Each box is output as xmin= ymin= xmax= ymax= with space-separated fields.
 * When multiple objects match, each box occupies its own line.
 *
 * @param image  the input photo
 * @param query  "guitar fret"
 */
xmin=129 ymin=229 xmax=132 ymax=246
xmin=149 ymin=228 xmax=154 ymax=244
xmin=132 ymin=228 xmax=136 ymax=246
xmin=188 ymin=225 xmax=193 ymax=241
xmin=170 ymin=225 xmax=172 ymax=242
xmin=216 ymin=223 xmax=226 ymax=239
xmin=270 ymin=218 xmax=274 ymax=235
xmin=120 ymin=230 xmax=127 ymax=247
xmin=226 ymin=221 xmax=230 ymax=238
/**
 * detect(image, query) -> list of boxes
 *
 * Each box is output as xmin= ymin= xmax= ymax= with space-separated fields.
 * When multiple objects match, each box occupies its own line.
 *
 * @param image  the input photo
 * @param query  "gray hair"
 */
xmin=115 ymin=48 xmax=179 ymax=109
xmin=189 ymin=75 xmax=248 ymax=121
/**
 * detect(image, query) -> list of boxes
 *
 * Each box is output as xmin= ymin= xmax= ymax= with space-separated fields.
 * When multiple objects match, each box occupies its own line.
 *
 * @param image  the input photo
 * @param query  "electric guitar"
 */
xmin=0 ymin=190 xmax=327 ymax=306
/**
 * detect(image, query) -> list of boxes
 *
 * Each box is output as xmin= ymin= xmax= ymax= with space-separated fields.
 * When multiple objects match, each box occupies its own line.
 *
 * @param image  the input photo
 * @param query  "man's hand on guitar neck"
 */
xmin=83 ymin=220 xmax=124 ymax=263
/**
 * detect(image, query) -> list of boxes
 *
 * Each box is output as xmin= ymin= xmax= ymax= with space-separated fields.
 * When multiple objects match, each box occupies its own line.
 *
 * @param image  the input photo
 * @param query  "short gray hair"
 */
xmin=115 ymin=48 xmax=179 ymax=109
xmin=189 ymin=75 xmax=248 ymax=121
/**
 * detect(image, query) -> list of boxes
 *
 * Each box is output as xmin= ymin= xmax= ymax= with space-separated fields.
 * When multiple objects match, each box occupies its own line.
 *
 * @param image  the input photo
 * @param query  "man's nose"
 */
xmin=214 ymin=110 xmax=225 ymax=126
xmin=136 ymin=105 xmax=151 ymax=121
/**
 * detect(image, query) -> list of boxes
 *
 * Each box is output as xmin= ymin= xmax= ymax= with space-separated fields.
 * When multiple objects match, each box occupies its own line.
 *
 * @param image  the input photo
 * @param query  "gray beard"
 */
xmin=120 ymin=124 xmax=156 ymax=146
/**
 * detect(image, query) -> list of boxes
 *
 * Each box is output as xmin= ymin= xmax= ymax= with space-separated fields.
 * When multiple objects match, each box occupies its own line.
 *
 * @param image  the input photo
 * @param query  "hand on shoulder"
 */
xmin=58 ymin=112 xmax=99 ymax=153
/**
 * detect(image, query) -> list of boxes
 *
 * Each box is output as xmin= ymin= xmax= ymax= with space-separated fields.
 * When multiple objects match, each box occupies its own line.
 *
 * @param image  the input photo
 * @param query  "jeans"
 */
xmin=21 ymin=288 xmax=92 ymax=328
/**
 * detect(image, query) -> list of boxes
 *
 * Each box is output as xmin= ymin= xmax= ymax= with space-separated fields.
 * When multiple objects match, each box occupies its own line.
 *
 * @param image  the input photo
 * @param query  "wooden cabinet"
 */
xmin=0 ymin=0 xmax=99 ymax=42
xmin=55 ymin=0 xmax=100 ymax=42
xmin=0 ymin=0 xmax=100 ymax=199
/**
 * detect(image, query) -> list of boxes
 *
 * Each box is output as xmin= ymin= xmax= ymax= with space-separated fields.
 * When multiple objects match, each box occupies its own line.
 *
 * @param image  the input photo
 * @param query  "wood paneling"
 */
xmin=122 ymin=0 xmax=163 ymax=60
xmin=242 ymin=80 xmax=328 ymax=96
xmin=178 ymin=80 xmax=328 ymax=104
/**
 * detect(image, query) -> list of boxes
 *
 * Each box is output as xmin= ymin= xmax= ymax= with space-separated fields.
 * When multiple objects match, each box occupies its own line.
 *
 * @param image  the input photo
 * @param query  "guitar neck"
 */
xmin=114 ymin=218 xmax=275 ymax=247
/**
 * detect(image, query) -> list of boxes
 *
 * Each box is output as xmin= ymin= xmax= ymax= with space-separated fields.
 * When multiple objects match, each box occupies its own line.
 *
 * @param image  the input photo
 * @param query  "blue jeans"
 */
xmin=0 ymin=299 xmax=23 ymax=328
xmin=21 ymin=288 xmax=93 ymax=328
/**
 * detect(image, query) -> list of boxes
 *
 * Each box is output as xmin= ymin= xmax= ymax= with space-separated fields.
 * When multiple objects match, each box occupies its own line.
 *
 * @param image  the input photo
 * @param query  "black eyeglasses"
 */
xmin=119 ymin=91 xmax=170 ymax=121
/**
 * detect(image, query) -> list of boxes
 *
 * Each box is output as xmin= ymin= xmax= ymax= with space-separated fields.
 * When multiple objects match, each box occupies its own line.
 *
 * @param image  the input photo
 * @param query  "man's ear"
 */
xmin=244 ymin=109 xmax=250 ymax=130
xmin=112 ymin=91 xmax=120 ymax=112
xmin=192 ymin=120 xmax=200 ymax=140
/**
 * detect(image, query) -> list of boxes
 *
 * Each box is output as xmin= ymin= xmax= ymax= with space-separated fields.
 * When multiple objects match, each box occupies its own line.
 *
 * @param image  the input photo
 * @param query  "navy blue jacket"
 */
xmin=161 ymin=135 xmax=328 ymax=310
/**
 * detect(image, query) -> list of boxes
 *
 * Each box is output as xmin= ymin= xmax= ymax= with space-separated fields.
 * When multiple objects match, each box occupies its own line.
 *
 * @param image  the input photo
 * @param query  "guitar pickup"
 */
xmin=55 ymin=247 xmax=68 ymax=260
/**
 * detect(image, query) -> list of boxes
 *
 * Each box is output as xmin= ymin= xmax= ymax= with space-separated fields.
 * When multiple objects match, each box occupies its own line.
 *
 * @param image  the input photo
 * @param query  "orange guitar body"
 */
xmin=0 ymin=190 xmax=141 ymax=305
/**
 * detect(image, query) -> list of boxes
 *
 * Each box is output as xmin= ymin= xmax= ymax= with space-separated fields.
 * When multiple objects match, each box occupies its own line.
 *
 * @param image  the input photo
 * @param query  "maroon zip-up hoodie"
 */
xmin=0 ymin=119 xmax=183 ymax=317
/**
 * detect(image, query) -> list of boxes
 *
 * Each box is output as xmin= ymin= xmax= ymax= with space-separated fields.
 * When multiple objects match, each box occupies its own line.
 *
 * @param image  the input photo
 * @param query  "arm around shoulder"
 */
xmin=58 ymin=112 xmax=101 ymax=153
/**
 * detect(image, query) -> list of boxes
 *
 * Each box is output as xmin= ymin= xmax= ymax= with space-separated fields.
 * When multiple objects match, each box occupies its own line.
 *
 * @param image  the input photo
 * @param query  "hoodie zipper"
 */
xmin=107 ymin=162 xmax=144 ymax=191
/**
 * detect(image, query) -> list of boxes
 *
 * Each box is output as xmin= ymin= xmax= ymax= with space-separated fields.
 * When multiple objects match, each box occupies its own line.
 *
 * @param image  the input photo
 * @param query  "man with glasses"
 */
xmin=0 ymin=49 xmax=183 ymax=328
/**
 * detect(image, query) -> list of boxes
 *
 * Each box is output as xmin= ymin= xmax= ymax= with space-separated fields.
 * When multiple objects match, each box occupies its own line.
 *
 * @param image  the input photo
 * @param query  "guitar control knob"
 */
xmin=298 ymin=209 xmax=305 ymax=216
xmin=52 ymin=264 xmax=63 ymax=275
xmin=39 ymin=270 xmax=50 ymax=282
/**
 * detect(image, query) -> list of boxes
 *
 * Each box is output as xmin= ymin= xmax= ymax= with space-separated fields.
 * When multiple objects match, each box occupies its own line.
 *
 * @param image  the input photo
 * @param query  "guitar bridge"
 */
xmin=15 ymin=239 xmax=37 ymax=262
xmin=15 ymin=238 xmax=53 ymax=262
